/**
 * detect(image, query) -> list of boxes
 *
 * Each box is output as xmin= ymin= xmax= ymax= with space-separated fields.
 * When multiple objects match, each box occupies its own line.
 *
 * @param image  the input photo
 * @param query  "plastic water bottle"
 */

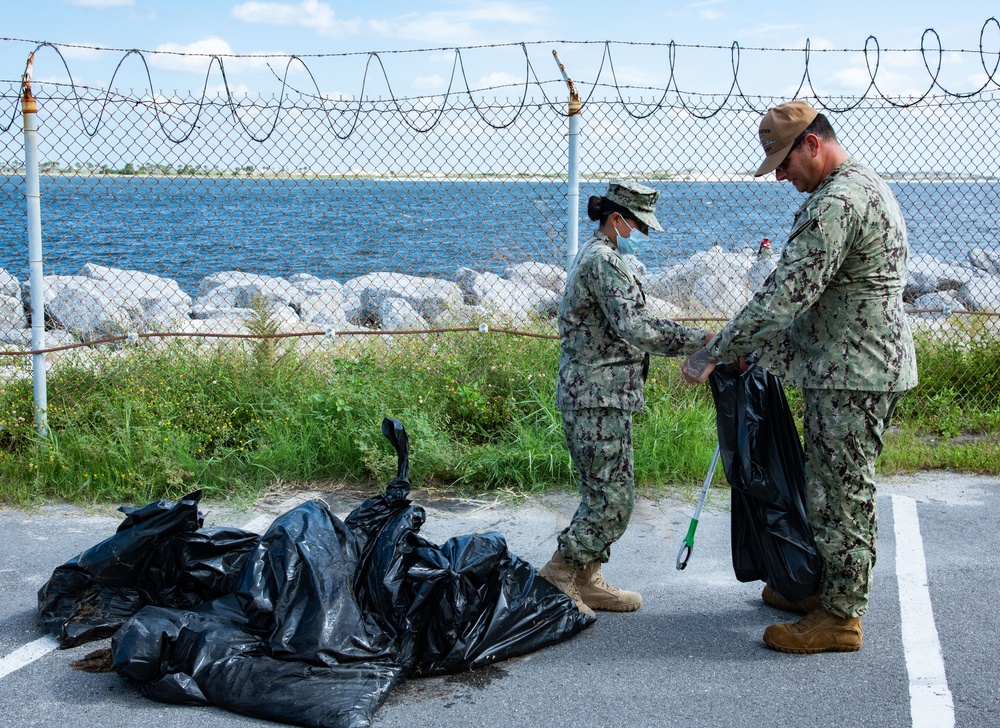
xmin=748 ymin=237 xmax=777 ymax=293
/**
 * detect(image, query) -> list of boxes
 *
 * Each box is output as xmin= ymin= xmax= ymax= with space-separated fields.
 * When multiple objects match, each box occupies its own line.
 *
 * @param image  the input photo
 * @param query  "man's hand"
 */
xmin=681 ymin=347 xmax=720 ymax=384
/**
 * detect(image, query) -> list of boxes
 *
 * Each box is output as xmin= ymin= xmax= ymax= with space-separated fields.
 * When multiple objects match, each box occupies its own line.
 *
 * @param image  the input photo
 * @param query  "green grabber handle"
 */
xmin=676 ymin=443 xmax=721 ymax=570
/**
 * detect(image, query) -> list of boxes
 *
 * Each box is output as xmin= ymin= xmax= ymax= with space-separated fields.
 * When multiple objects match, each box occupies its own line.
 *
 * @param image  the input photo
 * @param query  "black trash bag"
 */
xmin=403 ymin=531 xmax=592 ymax=675
xmin=115 ymin=513 xmax=404 ymax=728
xmin=709 ymin=364 xmax=821 ymax=601
xmin=38 ymin=490 xmax=257 ymax=647
xmin=142 ymin=527 xmax=260 ymax=609
xmin=89 ymin=416 xmax=593 ymax=728
xmin=235 ymin=499 xmax=397 ymax=666
xmin=345 ymin=418 xmax=593 ymax=675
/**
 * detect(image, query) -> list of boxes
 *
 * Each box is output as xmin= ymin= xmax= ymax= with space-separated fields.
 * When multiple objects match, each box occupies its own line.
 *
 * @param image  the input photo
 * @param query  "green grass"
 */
xmin=1 ymin=327 xmax=999 ymax=507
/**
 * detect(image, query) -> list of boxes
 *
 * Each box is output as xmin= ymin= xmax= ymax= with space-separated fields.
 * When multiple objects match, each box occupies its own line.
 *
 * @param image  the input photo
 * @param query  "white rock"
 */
xmin=645 ymin=296 xmax=684 ymax=320
xmin=79 ymin=264 xmax=191 ymax=309
xmin=959 ymin=275 xmax=1000 ymax=312
xmin=1 ymin=329 xmax=76 ymax=349
xmin=195 ymin=271 xmax=301 ymax=309
xmin=47 ymin=279 xmax=131 ymax=341
xmin=908 ymin=253 xmax=975 ymax=293
xmin=622 ymin=255 xmax=647 ymax=276
xmin=748 ymin=255 xmax=777 ymax=293
xmin=137 ymin=300 xmax=191 ymax=332
xmin=0 ymin=294 xmax=26 ymax=330
xmin=299 ymin=290 xmax=349 ymax=331
xmin=0 ymin=268 xmax=18 ymax=298
xmin=0 ymin=329 xmax=30 ymax=346
xmin=643 ymin=247 xmax=755 ymax=315
xmin=289 ymin=274 xmax=342 ymax=304
xmin=456 ymin=268 xmax=551 ymax=324
xmin=191 ymin=306 xmax=255 ymax=321
xmin=642 ymin=267 xmax=694 ymax=309
xmin=505 ymin=262 xmax=566 ymax=292
xmin=968 ymin=247 xmax=1000 ymax=276
xmin=431 ymin=303 xmax=490 ymax=326
xmin=379 ymin=297 xmax=428 ymax=331
xmin=21 ymin=275 xmax=88 ymax=315
xmin=342 ymin=272 xmax=462 ymax=326
xmin=911 ymin=291 xmax=965 ymax=319
xmin=181 ymin=317 xmax=250 ymax=336
xmin=691 ymin=274 xmax=750 ymax=317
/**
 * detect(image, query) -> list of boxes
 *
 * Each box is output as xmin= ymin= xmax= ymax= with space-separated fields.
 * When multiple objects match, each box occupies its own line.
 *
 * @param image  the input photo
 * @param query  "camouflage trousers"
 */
xmin=557 ymin=407 xmax=635 ymax=569
xmin=803 ymin=387 xmax=903 ymax=619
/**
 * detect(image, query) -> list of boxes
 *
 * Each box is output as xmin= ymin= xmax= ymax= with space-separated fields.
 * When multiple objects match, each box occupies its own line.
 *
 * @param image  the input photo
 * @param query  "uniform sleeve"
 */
xmin=589 ymin=253 xmax=709 ymax=357
xmin=708 ymin=198 xmax=857 ymax=361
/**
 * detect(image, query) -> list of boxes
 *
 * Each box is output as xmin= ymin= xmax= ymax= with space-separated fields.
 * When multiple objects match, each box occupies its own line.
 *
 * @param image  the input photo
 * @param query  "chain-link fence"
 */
xmin=1 ymin=39 xmax=1000 ymax=427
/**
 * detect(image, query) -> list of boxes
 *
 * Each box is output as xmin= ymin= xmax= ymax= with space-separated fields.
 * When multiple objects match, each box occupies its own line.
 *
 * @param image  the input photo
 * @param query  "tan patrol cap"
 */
xmin=754 ymin=100 xmax=818 ymax=177
xmin=605 ymin=180 xmax=664 ymax=231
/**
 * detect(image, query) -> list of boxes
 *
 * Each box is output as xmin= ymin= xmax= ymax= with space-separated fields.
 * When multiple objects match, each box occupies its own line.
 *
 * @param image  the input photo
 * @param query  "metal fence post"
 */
xmin=21 ymin=52 xmax=48 ymax=437
xmin=553 ymin=51 xmax=581 ymax=271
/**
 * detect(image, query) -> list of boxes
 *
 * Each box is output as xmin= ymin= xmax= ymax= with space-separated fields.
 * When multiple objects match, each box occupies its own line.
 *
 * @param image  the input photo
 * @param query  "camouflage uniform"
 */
xmin=556 ymin=231 xmax=709 ymax=569
xmin=708 ymin=158 xmax=917 ymax=618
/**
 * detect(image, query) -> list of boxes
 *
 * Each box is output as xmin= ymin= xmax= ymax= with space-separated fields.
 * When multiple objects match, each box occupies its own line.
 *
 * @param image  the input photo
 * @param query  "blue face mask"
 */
xmin=614 ymin=217 xmax=649 ymax=255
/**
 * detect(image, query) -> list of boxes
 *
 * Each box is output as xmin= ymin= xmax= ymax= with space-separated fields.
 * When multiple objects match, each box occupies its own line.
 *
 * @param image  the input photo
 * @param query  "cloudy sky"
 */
xmin=1 ymin=0 xmax=997 ymax=99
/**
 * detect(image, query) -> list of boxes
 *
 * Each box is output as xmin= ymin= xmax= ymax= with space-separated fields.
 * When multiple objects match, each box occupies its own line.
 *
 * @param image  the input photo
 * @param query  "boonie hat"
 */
xmin=605 ymin=180 xmax=663 ymax=231
xmin=754 ymin=100 xmax=819 ymax=177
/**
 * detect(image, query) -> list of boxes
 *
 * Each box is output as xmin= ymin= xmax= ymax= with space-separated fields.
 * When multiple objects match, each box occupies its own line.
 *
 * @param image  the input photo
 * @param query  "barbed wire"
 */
xmin=1 ymin=17 xmax=998 ymax=140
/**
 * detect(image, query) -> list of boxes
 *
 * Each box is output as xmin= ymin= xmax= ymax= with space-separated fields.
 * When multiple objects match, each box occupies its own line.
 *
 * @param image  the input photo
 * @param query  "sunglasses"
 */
xmin=775 ymin=136 xmax=804 ymax=174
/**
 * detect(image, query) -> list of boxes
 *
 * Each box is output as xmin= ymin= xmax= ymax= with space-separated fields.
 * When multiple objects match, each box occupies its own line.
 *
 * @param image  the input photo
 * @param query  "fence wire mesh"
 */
xmin=1 ymin=38 xmax=1000 ymax=431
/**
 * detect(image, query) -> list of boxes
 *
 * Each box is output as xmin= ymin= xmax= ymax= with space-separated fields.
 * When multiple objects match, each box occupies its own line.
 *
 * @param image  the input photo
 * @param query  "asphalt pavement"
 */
xmin=1 ymin=471 xmax=997 ymax=728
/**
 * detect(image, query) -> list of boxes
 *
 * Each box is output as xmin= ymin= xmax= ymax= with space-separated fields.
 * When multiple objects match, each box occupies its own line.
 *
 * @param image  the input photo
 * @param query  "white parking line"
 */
xmin=892 ymin=494 xmax=955 ymax=728
xmin=0 ymin=635 xmax=60 ymax=680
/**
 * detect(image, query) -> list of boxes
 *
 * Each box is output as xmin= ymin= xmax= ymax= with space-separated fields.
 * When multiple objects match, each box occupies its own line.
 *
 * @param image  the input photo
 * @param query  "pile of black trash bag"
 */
xmin=38 ymin=417 xmax=593 ymax=728
xmin=709 ymin=364 xmax=822 ymax=601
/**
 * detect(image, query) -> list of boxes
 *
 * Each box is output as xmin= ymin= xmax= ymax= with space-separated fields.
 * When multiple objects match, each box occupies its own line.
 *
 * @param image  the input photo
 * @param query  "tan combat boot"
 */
xmin=761 ymin=584 xmax=823 ymax=615
xmin=576 ymin=561 xmax=643 ymax=612
xmin=539 ymin=550 xmax=596 ymax=618
xmin=763 ymin=607 xmax=863 ymax=654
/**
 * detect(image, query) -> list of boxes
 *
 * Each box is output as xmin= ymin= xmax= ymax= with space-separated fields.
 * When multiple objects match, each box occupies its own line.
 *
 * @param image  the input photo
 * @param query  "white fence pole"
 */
xmin=21 ymin=52 xmax=48 ymax=437
xmin=553 ymin=51 xmax=582 ymax=271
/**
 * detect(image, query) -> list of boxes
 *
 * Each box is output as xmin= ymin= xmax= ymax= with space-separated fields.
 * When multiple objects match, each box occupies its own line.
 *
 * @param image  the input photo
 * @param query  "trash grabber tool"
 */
xmin=675 ymin=443 xmax=721 ymax=570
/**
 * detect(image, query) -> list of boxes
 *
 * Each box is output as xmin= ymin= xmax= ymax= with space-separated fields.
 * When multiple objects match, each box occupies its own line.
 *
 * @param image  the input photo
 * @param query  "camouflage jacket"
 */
xmin=709 ymin=158 xmax=918 ymax=392
xmin=556 ymin=231 xmax=710 ymax=412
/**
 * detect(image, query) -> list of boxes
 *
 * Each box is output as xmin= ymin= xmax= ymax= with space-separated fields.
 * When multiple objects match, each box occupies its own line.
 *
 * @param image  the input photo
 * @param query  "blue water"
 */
xmin=1 ymin=176 xmax=997 ymax=296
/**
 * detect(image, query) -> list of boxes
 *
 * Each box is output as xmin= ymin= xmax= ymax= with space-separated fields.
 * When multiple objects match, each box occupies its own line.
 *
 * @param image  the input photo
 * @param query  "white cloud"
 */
xmin=35 ymin=74 xmax=74 ymax=86
xmin=878 ymin=51 xmax=923 ymax=69
xmin=66 ymin=0 xmax=133 ymax=6
xmin=699 ymin=10 xmax=726 ymax=21
xmin=204 ymin=82 xmax=254 ymax=98
xmin=231 ymin=0 xmax=361 ymax=38
xmin=475 ymin=71 xmax=521 ymax=90
xmin=738 ymin=23 xmax=808 ymax=43
xmin=150 ymin=38 xmax=278 ymax=75
xmin=413 ymin=74 xmax=447 ymax=91
xmin=369 ymin=1 xmax=547 ymax=44
xmin=966 ymin=71 xmax=1000 ymax=89
xmin=57 ymin=45 xmax=104 ymax=60
xmin=601 ymin=64 xmax=664 ymax=87
xmin=831 ymin=65 xmax=922 ymax=96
